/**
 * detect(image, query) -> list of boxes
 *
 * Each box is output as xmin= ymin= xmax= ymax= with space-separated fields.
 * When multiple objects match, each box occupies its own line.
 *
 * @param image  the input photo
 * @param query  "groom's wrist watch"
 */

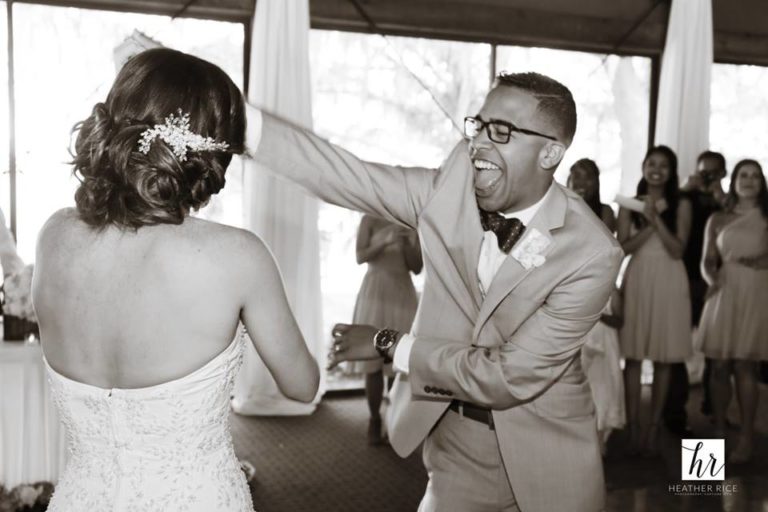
xmin=373 ymin=328 xmax=400 ymax=363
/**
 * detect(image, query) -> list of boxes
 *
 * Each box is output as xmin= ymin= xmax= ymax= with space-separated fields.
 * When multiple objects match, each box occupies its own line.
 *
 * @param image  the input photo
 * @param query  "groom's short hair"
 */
xmin=494 ymin=72 xmax=577 ymax=146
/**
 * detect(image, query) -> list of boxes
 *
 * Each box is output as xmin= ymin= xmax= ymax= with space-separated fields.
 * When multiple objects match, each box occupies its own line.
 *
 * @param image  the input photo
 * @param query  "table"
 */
xmin=0 ymin=340 xmax=67 ymax=488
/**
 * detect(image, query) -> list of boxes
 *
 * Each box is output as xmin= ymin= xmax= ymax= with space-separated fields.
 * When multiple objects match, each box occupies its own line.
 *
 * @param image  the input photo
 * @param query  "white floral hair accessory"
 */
xmin=137 ymin=109 xmax=229 ymax=162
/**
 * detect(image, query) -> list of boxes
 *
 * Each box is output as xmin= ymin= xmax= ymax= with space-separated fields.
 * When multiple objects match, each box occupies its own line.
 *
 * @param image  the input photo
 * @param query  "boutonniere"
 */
xmin=510 ymin=228 xmax=550 ymax=270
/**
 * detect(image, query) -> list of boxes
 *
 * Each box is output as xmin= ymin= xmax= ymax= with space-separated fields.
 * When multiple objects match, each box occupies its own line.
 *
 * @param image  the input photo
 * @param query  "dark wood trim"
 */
xmin=489 ymin=43 xmax=496 ymax=86
xmin=6 ymin=0 xmax=17 ymax=238
xmin=309 ymin=18 xmax=662 ymax=59
xmin=7 ymin=0 xmax=768 ymax=67
xmin=243 ymin=11 xmax=252 ymax=94
xmin=648 ymin=54 xmax=660 ymax=148
xmin=13 ymin=0 xmax=252 ymax=23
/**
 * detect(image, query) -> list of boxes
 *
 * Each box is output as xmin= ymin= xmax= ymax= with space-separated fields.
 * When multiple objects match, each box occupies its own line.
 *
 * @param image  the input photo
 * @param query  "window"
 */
xmin=710 ymin=63 xmax=768 ymax=172
xmin=0 ymin=3 xmax=10 ymax=228
xmin=496 ymin=47 xmax=652 ymax=200
xmin=309 ymin=29 xmax=491 ymax=351
xmin=12 ymin=3 xmax=243 ymax=262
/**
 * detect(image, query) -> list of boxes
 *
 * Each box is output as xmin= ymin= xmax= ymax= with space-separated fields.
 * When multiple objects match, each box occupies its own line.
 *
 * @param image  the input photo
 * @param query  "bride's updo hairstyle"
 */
xmin=72 ymin=48 xmax=246 ymax=229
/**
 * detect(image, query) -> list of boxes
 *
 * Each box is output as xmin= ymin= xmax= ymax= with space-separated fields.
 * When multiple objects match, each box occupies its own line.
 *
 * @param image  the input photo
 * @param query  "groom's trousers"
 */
xmin=418 ymin=406 xmax=519 ymax=512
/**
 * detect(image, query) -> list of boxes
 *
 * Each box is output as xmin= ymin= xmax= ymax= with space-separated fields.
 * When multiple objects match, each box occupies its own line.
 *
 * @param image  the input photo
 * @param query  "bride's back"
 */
xmin=30 ymin=48 xmax=317 ymax=512
xmin=35 ymin=209 xmax=246 ymax=389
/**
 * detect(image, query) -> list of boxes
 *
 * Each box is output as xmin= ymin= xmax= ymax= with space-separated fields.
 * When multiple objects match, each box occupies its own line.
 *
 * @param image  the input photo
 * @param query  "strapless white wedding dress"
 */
xmin=44 ymin=334 xmax=255 ymax=511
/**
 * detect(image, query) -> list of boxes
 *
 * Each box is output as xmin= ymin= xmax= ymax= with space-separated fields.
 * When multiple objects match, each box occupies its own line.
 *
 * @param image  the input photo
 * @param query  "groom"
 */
xmin=246 ymin=72 xmax=622 ymax=512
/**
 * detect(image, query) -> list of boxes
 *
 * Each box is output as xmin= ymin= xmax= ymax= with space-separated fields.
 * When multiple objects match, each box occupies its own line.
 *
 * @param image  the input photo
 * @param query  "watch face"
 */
xmin=375 ymin=329 xmax=396 ymax=350
xmin=375 ymin=331 xmax=389 ymax=349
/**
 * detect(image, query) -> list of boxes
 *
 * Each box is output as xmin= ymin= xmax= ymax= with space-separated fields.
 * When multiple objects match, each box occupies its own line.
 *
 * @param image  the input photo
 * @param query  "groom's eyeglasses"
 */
xmin=464 ymin=116 xmax=557 ymax=144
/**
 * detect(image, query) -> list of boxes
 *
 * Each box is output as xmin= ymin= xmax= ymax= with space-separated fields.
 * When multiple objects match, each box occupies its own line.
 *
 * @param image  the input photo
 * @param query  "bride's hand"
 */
xmin=327 ymin=323 xmax=380 ymax=370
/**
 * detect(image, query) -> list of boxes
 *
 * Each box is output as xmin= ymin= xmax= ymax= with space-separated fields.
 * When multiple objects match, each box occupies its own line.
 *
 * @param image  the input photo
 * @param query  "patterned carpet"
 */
xmin=231 ymin=384 xmax=768 ymax=512
xmin=230 ymin=394 xmax=427 ymax=512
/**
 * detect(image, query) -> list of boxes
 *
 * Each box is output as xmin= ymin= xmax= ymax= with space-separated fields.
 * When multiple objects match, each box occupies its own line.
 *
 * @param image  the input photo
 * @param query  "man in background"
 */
xmin=663 ymin=150 xmax=726 ymax=435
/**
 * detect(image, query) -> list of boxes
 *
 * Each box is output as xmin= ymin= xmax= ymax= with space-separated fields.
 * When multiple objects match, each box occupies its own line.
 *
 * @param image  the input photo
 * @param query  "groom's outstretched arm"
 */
xmin=405 ymin=244 xmax=623 ymax=410
xmin=245 ymin=105 xmax=452 ymax=229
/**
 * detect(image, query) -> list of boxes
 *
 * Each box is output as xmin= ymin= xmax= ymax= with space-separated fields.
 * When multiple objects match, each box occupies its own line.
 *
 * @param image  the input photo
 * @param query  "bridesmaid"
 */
xmin=350 ymin=214 xmax=422 ymax=444
xmin=698 ymin=159 xmax=768 ymax=463
xmin=618 ymin=146 xmax=693 ymax=455
xmin=568 ymin=159 xmax=625 ymax=455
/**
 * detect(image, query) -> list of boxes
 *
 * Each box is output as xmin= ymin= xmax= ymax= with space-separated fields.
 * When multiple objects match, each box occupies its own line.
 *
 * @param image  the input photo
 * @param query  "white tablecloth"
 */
xmin=0 ymin=340 xmax=67 ymax=488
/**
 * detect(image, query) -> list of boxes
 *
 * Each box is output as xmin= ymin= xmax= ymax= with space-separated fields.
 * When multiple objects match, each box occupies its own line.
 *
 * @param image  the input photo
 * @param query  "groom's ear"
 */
xmin=539 ymin=142 xmax=565 ymax=170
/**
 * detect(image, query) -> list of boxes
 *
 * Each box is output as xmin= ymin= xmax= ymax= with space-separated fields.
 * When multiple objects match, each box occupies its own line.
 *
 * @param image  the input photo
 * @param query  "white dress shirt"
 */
xmin=393 ymin=182 xmax=556 ymax=374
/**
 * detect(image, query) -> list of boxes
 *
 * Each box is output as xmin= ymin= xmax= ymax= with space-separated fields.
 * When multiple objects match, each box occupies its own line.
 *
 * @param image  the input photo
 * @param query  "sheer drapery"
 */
xmin=0 ymin=342 xmax=67 ymax=487
xmin=654 ymin=0 xmax=713 ymax=181
xmin=232 ymin=0 xmax=325 ymax=415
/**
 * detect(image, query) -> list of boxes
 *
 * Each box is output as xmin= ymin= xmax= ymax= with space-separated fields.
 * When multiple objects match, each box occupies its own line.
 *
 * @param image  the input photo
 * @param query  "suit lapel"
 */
xmin=463 ymin=209 xmax=484 ymax=308
xmin=425 ymin=147 xmax=483 ymax=317
xmin=472 ymin=184 xmax=569 ymax=342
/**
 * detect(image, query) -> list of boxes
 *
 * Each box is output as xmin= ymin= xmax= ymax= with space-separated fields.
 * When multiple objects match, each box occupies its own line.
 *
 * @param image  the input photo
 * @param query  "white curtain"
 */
xmin=612 ymin=58 xmax=650 ymax=197
xmin=654 ymin=0 xmax=713 ymax=182
xmin=0 ymin=342 xmax=67 ymax=487
xmin=232 ymin=0 xmax=325 ymax=415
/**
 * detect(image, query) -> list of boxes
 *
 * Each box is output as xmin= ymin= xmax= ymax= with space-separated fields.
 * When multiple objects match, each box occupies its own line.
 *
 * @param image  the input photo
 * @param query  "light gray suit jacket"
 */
xmin=254 ymin=112 xmax=623 ymax=512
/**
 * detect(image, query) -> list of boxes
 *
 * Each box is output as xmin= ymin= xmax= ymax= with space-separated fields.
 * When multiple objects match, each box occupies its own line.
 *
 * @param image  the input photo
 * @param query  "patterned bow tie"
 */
xmin=479 ymin=209 xmax=526 ymax=253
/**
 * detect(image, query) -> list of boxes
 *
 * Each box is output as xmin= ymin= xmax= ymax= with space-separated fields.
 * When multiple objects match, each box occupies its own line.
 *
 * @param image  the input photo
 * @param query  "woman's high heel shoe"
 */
xmin=367 ymin=417 xmax=385 ymax=446
xmin=641 ymin=423 xmax=661 ymax=458
xmin=729 ymin=436 xmax=753 ymax=464
xmin=626 ymin=422 xmax=642 ymax=456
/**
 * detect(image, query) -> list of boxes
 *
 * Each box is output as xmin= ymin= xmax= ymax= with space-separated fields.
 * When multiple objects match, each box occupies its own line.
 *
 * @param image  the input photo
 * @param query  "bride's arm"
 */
xmin=236 ymin=230 xmax=320 ymax=403
xmin=243 ymin=104 xmax=453 ymax=229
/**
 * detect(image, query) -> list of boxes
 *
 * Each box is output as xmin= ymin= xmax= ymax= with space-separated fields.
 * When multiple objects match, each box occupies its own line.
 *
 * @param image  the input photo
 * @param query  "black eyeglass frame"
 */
xmin=464 ymin=116 xmax=557 ymax=144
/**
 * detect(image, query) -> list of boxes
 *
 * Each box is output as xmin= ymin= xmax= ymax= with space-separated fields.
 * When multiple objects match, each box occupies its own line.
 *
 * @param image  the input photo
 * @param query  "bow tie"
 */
xmin=479 ymin=209 xmax=526 ymax=253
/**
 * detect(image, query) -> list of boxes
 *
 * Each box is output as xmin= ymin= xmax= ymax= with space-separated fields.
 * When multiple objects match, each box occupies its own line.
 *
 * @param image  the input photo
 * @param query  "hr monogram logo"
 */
xmin=681 ymin=439 xmax=725 ymax=481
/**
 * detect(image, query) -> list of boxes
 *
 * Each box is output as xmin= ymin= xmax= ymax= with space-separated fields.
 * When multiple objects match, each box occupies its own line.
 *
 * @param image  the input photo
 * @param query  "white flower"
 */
xmin=138 ymin=110 xmax=229 ymax=162
xmin=3 ymin=263 xmax=37 ymax=322
xmin=510 ymin=228 xmax=550 ymax=270
xmin=16 ymin=484 xmax=42 ymax=507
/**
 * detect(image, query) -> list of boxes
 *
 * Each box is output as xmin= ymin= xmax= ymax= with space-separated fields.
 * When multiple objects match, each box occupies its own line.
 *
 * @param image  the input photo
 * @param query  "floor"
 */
xmin=230 ymin=383 xmax=768 ymax=512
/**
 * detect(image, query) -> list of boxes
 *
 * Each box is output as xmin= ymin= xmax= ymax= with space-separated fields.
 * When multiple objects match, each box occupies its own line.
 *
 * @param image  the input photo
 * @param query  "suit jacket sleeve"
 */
xmin=253 ymin=110 xmax=456 ymax=229
xmin=407 ymin=244 xmax=623 ymax=409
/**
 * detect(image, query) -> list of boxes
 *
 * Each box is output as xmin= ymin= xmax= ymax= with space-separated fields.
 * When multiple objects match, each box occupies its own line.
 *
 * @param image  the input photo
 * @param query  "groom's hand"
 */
xmin=327 ymin=323 xmax=380 ymax=370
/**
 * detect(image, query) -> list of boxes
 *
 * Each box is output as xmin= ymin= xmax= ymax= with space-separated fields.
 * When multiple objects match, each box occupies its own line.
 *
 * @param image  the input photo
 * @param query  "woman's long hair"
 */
xmin=568 ymin=158 xmax=602 ymax=218
xmin=724 ymin=159 xmax=768 ymax=221
xmin=632 ymin=145 xmax=680 ymax=232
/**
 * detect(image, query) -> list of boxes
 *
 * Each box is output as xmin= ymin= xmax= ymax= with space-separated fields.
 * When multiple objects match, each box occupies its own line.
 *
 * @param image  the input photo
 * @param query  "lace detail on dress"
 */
xmin=45 ymin=331 xmax=254 ymax=512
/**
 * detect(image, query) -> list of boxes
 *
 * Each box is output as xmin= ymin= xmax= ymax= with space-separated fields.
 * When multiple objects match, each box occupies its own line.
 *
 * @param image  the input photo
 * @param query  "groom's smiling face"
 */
xmin=469 ymin=87 xmax=556 ymax=214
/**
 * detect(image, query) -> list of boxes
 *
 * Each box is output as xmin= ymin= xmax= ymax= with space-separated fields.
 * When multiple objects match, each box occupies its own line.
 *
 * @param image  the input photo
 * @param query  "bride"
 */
xmin=31 ymin=48 xmax=319 ymax=511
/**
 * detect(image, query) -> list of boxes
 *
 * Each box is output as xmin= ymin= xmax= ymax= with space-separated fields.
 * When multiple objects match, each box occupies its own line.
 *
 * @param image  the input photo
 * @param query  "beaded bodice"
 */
xmin=44 ymin=335 xmax=254 ymax=512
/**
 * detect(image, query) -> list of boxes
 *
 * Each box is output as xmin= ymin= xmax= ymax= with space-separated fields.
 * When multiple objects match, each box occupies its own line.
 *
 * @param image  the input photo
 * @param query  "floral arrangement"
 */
xmin=0 ymin=482 xmax=54 ymax=512
xmin=2 ymin=264 xmax=36 ymax=323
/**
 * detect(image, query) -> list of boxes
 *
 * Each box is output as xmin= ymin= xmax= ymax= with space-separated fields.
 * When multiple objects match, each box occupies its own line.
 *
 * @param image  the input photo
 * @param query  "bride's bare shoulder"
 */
xmin=185 ymin=217 xmax=273 ymax=265
xmin=37 ymin=207 xmax=82 ymax=245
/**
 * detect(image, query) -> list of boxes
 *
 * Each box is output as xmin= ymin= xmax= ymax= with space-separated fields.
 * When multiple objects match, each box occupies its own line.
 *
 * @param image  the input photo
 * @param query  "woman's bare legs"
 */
xmin=645 ymin=362 xmax=672 ymax=455
xmin=730 ymin=360 xmax=758 ymax=463
xmin=623 ymin=359 xmax=642 ymax=453
xmin=709 ymin=359 xmax=732 ymax=438
xmin=365 ymin=369 xmax=385 ymax=445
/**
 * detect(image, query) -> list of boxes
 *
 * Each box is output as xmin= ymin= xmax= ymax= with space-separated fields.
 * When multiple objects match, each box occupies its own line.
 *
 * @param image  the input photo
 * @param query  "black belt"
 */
xmin=448 ymin=400 xmax=495 ymax=430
